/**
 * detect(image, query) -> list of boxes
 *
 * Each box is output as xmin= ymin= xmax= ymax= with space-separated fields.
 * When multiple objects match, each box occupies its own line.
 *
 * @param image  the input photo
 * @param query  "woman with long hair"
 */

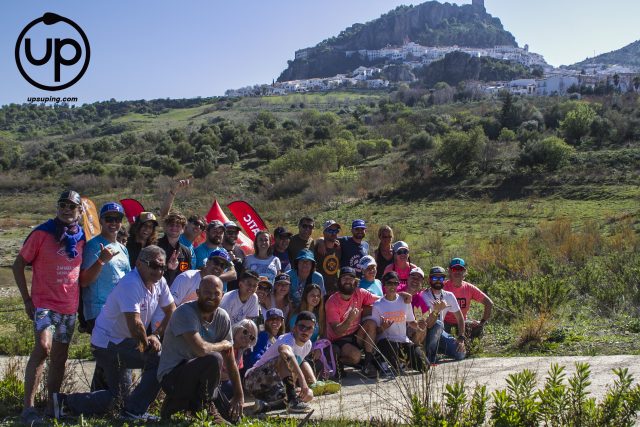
xmin=289 ymin=249 xmax=325 ymax=309
xmin=126 ymin=212 xmax=158 ymax=266
xmin=269 ymin=272 xmax=293 ymax=321
xmin=289 ymin=283 xmax=325 ymax=341
xmin=374 ymin=225 xmax=394 ymax=279
xmin=244 ymin=230 xmax=281 ymax=282
xmin=382 ymin=241 xmax=417 ymax=287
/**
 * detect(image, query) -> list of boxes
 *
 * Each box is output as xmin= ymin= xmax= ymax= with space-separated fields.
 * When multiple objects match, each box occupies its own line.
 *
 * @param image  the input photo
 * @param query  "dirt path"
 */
xmin=2 ymin=355 xmax=639 ymax=423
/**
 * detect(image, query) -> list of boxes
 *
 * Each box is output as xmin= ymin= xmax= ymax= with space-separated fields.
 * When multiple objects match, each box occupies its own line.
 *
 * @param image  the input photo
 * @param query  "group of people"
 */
xmin=13 ymin=188 xmax=493 ymax=425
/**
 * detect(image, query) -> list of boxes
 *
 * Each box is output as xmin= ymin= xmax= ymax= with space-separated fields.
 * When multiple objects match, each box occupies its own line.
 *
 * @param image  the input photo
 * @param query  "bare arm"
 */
xmin=79 ymin=244 xmax=120 ymax=288
xmin=219 ymin=264 xmax=237 ymax=282
xmin=481 ymin=296 xmax=493 ymax=323
xmin=154 ymin=302 xmax=176 ymax=337
xmin=13 ymin=255 xmax=34 ymax=318
xmin=454 ymin=310 xmax=465 ymax=336
xmin=279 ymin=345 xmax=308 ymax=390
xmin=222 ymin=347 xmax=244 ymax=418
xmin=329 ymin=307 xmax=359 ymax=337
xmin=183 ymin=331 xmax=232 ymax=357
xmin=124 ymin=312 xmax=149 ymax=352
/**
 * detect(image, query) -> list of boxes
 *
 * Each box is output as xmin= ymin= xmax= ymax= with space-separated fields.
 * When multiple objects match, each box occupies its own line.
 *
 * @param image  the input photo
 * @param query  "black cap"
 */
xmin=339 ymin=266 xmax=356 ymax=277
xmin=382 ymin=271 xmax=400 ymax=283
xmin=240 ymin=269 xmax=260 ymax=281
xmin=58 ymin=190 xmax=81 ymax=205
xmin=429 ymin=266 xmax=447 ymax=275
xmin=274 ymin=226 xmax=293 ymax=238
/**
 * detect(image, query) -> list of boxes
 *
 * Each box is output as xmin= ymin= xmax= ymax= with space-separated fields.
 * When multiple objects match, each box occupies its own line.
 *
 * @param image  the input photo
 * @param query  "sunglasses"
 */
xmin=384 ymin=281 xmax=400 ymax=286
xmin=190 ymin=221 xmax=205 ymax=230
xmin=450 ymin=266 xmax=465 ymax=271
xmin=103 ymin=216 xmax=123 ymax=224
xmin=242 ymin=328 xmax=255 ymax=341
xmin=143 ymin=260 xmax=167 ymax=272
xmin=430 ymin=276 xmax=445 ymax=282
xmin=325 ymin=228 xmax=340 ymax=234
xmin=58 ymin=201 xmax=79 ymax=210
xmin=396 ymin=249 xmax=409 ymax=255
xmin=296 ymin=324 xmax=314 ymax=332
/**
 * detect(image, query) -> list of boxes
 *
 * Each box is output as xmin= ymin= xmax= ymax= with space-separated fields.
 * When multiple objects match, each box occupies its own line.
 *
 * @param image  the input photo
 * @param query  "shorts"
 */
xmin=332 ymin=332 xmax=360 ymax=350
xmin=244 ymin=358 xmax=286 ymax=402
xmin=34 ymin=308 xmax=76 ymax=344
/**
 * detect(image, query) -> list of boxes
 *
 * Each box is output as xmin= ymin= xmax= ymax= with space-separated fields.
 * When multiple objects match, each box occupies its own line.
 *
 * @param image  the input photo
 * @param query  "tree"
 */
xmin=560 ymin=103 xmax=597 ymax=145
xmin=436 ymin=127 xmax=487 ymax=175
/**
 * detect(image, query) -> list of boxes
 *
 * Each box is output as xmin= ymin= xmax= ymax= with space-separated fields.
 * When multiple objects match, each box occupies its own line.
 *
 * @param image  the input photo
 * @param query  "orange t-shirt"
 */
xmin=443 ymin=280 xmax=487 ymax=325
xmin=20 ymin=230 xmax=84 ymax=315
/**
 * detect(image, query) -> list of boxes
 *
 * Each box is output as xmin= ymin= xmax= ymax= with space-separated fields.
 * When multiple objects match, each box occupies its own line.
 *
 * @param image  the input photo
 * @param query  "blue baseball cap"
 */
xmin=100 ymin=202 xmax=124 ymax=218
xmin=339 ymin=266 xmax=356 ymax=277
xmin=449 ymin=258 xmax=466 ymax=269
xmin=351 ymin=219 xmax=366 ymax=229
xmin=208 ymin=248 xmax=231 ymax=265
xmin=295 ymin=249 xmax=316 ymax=263
xmin=265 ymin=308 xmax=285 ymax=320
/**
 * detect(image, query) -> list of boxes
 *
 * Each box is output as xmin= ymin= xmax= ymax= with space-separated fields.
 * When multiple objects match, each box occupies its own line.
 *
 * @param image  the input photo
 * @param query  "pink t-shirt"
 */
xmin=325 ymin=288 xmax=378 ymax=341
xmin=20 ymin=230 xmax=85 ymax=315
xmin=443 ymin=280 xmax=487 ymax=324
xmin=383 ymin=262 xmax=417 ymax=286
xmin=397 ymin=284 xmax=430 ymax=317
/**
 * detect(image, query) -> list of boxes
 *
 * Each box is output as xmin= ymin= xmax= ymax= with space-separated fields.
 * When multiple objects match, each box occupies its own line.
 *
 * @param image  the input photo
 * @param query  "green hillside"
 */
xmin=572 ymin=39 xmax=640 ymax=68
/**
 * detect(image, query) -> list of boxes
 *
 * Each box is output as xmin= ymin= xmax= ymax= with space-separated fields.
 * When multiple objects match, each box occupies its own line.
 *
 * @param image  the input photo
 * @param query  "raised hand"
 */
xmin=168 ymin=250 xmax=179 ymax=271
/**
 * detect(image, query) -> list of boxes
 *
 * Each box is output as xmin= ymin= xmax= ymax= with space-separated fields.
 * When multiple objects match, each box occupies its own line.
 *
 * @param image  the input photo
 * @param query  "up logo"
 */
xmin=15 ymin=12 xmax=90 ymax=91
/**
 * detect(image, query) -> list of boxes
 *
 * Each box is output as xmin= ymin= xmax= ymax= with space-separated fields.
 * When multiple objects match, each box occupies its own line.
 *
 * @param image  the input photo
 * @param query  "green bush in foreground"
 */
xmin=409 ymin=362 xmax=640 ymax=427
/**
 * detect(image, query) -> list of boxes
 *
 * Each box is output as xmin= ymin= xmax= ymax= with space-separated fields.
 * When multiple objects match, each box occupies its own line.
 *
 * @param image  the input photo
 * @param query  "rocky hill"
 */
xmin=572 ymin=39 xmax=640 ymax=69
xmin=278 ymin=1 xmax=517 ymax=81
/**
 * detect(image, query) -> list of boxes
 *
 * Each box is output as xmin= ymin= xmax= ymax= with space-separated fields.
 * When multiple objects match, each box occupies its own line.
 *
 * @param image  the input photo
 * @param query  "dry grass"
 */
xmin=516 ymin=311 xmax=556 ymax=350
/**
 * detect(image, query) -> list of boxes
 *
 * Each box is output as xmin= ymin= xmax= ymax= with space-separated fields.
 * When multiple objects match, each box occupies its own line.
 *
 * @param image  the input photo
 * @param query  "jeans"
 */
xmin=160 ymin=353 xmax=222 ymax=410
xmin=66 ymin=338 xmax=160 ymax=416
xmin=424 ymin=320 xmax=466 ymax=362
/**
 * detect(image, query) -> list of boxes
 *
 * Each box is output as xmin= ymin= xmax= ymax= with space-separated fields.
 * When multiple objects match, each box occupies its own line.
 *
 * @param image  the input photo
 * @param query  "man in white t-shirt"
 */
xmin=421 ymin=266 xmax=466 ymax=363
xmin=54 ymin=246 xmax=176 ymax=421
xmin=220 ymin=269 xmax=260 ymax=324
xmin=373 ymin=272 xmax=427 ymax=373
xmin=244 ymin=311 xmax=316 ymax=414
xmin=150 ymin=248 xmax=234 ymax=329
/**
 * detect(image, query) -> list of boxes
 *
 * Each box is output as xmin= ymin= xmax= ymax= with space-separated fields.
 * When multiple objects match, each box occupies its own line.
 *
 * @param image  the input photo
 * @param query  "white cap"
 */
xmin=358 ymin=255 xmax=377 ymax=270
xmin=409 ymin=267 xmax=424 ymax=278
xmin=393 ymin=241 xmax=409 ymax=253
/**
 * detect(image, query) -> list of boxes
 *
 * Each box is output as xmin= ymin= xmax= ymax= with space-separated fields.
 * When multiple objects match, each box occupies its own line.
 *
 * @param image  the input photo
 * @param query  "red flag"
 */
xmin=120 ymin=198 xmax=145 ymax=225
xmin=204 ymin=199 xmax=254 ymax=255
xmin=227 ymin=200 xmax=268 ymax=237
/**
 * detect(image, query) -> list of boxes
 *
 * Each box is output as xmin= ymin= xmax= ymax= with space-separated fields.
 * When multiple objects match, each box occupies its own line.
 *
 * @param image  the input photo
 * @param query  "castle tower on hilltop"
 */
xmin=472 ymin=0 xmax=485 ymax=10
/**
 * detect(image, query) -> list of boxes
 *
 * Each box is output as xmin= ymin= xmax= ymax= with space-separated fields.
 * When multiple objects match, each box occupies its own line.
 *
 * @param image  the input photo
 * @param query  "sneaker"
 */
xmin=20 ymin=407 xmax=43 ymax=426
xmin=287 ymin=398 xmax=312 ymax=414
xmin=121 ymin=410 xmax=160 ymax=422
xmin=247 ymin=399 xmax=268 ymax=415
xmin=52 ymin=392 xmax=67 ymax=420
xmin=361 ymin=361 xmax=378 ymax=379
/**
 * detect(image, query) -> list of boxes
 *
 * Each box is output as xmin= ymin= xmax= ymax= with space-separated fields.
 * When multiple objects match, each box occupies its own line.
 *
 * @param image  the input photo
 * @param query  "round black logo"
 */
xmin=15 ymin=12 xmax=90 ymax=91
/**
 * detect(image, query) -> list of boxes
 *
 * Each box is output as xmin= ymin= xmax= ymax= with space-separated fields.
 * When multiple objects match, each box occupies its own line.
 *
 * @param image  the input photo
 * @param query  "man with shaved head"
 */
xmin=157 ymin=275 xmax=244 ymax=422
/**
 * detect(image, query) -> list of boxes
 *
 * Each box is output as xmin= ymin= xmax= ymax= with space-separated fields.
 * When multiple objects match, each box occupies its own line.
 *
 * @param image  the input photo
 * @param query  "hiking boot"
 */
xmin=287 ymin=398 xmax=312 ymax=414
xmin=361 ymin=361 xmax=378 ymax=379
xmin=206 ymin=402 xmax=230 ymax=425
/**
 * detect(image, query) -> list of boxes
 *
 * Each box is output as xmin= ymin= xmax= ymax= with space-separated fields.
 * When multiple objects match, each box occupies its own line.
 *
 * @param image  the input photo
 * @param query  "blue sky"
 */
xmin=1 ymin=1 xmax=639 ymax=105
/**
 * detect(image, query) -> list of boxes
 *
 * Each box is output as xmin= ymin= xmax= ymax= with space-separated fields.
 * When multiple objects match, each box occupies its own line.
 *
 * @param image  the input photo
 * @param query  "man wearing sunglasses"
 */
xmin=422 ymin=266 xmax=466 ymax=363
xmin=443 ymin=258 xmax=493 ymax=340
xmin=245 ymin=311 xmax=316 ymax=414
xmin=55 ymin=245 xmax=176 ymax=421
xmin=287 ymin=217 xmax=316 ymax=262
xmin=338 ymin=219 xmax=369 ymax=273
xmin=150 ymin=248 xmax=234 ymax=330
xmin=14 ymin=190 xmax=86 ymax=425
xmin=157 ymin=212 xmax=192 ymax=288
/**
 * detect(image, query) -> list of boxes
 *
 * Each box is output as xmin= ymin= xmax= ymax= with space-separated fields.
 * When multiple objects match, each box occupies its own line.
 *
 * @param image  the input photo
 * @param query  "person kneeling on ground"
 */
xmin=422 ymin=266 xmax=466 ymax=363
xmin=244 ymin=311 xmax=317 ymax=414
xmin=157 ymin=275 xmax=244 ymax=423
xmin=373 ymin=272 xmax=427 ymax=374
xmin=325 ymin=267 xmax=379 ymax=378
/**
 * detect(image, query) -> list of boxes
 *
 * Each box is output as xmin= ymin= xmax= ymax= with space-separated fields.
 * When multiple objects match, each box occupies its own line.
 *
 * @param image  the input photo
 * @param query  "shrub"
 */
xmin=560 ymin=103 xmax=597 ymax=145
xmin=255 ymin=143 xmax=279 ymax=160
xmin=436 ymin=127 xmax=487 ymax=175
xmin=520 ymin=136 xmax=575 ymax=171
xmin=409 ymin=131 xmax=436 ymax=150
